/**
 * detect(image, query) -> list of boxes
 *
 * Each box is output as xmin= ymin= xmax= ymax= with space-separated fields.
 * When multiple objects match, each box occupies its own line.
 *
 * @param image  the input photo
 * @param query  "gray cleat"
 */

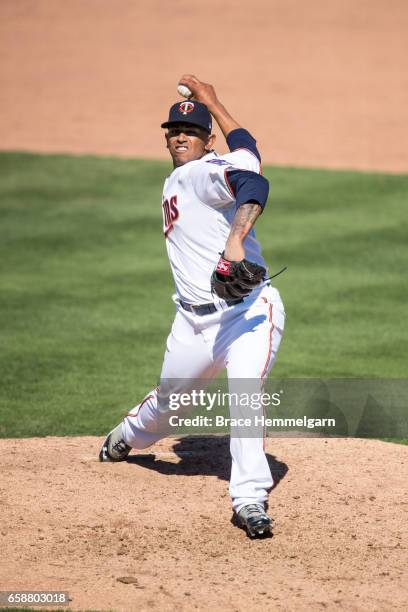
xmin=99 ymin=423 xmax=131 ymax=462
xmin=237 ymin=503 xmax=272 ymax=538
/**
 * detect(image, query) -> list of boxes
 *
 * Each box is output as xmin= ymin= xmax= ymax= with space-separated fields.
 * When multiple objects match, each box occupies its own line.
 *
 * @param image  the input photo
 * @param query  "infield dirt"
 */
xmin=0 ymin=436 xmax=407 ymax=611
xmin=1 ymin=0 xmax=408 ymax=172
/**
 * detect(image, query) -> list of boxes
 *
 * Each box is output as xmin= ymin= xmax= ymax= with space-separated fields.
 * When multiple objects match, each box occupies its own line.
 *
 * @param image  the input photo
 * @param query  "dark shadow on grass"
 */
xmin=126 ymin=435 xmax=289 ymax=487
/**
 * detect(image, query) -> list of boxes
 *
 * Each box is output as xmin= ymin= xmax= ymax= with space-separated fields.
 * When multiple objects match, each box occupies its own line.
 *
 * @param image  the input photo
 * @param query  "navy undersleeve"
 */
xmin=226 ymin=169 xmax=269 ymax=209
xmin=226 ymin=128 xmax=261 ymax=162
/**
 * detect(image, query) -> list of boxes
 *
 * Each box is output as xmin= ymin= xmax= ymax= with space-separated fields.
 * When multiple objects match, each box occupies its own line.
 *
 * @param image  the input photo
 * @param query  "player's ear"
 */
xmin=164 ymin=132 xmax=169 ymax=149
xmin=204 ymin=133 xmax=216 ymax=152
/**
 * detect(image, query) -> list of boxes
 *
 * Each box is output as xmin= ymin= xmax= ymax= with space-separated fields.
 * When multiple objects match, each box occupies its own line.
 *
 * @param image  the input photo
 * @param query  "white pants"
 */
xmin=122 ymin=284 xmax=285 ymax=513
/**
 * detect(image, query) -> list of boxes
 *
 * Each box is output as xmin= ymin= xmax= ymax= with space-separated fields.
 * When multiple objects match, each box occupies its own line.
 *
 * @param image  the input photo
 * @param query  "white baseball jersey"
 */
xmin=162 ymin=149 xmax=268 ymax=304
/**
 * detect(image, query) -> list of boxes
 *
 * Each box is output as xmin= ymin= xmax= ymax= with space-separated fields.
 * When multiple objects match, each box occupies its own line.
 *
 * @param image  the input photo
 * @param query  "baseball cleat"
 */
xmin=99 ymin=423 xmax=131 ymax=462
xmin=237 ymin=503 xmax=272 ymax=538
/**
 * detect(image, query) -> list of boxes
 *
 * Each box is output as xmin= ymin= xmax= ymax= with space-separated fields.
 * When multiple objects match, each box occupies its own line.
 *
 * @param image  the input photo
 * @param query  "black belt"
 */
xmin=180 ymin=298 xmax=244 ymax=316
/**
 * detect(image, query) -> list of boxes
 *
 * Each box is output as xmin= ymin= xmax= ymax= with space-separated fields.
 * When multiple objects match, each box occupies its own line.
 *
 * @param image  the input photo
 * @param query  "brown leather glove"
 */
xmin=211 ymin=253 xmax=266 ymax=300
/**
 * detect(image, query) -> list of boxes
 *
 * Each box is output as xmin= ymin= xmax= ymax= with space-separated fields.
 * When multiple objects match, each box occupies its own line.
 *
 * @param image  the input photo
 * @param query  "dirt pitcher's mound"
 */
xmin=0 ymin=436 xmax=407 ymax=611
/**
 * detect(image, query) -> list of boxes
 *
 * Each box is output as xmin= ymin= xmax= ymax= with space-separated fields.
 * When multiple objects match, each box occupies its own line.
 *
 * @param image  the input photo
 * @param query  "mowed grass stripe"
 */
xmin=0 ymin=152 xmax=407 ymax=438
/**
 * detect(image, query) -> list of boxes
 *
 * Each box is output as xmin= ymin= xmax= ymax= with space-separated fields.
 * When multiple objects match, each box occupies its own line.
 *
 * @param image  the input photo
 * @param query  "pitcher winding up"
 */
xmin=99 ymin=74 xmax=286 ymax=538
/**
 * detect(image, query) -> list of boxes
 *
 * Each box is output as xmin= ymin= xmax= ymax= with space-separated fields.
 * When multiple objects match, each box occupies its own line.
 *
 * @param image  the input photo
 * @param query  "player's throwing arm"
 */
xmin=178 ymin=74 xmax=270 ymax=301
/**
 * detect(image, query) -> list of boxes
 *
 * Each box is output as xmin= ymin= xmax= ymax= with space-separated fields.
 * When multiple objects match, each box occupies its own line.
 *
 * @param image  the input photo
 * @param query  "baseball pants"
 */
xmin=122 ymin=284 xmax=285 ymax=513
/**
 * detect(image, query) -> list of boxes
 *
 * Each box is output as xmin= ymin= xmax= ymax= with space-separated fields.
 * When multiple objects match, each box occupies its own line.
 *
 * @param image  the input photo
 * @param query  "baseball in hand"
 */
xmin=177 ymin=84 xmax=193 ymax=99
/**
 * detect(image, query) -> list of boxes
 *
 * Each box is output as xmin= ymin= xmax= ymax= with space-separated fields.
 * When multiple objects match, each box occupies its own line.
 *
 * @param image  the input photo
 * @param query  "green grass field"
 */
xmin=1 ymin=152 xmax=407 ymax=438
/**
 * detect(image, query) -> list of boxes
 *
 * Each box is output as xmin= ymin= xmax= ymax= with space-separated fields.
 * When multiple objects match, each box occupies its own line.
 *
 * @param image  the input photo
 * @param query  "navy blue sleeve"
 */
xmin=226 ymin=169 xmax=269 ymax=210
xmin=226 ymin=128 xmax=261 ymax=162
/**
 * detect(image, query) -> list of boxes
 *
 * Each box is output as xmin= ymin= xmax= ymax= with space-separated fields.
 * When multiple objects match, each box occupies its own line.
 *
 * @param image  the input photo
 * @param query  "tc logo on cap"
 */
xmin=179 ymin=101 xmax=194 ymax=115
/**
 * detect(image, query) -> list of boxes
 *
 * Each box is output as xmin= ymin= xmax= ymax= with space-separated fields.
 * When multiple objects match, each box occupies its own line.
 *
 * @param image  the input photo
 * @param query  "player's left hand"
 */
xmin=211 ymin=253 xmax=266 ymax=300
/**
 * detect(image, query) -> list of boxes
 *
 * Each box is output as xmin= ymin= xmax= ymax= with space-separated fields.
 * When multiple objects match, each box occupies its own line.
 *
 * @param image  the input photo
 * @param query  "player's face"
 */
xmin=165 ymin=124 xmax=216 ymax=168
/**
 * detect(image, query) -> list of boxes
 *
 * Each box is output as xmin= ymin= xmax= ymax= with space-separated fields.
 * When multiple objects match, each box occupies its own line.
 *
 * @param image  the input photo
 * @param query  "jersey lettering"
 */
xmin=205 ymin=158 xmax=231 ymax=166
xmin=162 ymin=195 xmax=179 ymax=236
xmin=206 ymin=159 xmax=231 ymax=166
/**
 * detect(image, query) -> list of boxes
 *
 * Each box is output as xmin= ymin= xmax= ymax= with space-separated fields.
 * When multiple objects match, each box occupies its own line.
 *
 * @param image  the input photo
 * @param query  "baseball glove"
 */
xmin=211 ymin=253 xmax=266 ymax=300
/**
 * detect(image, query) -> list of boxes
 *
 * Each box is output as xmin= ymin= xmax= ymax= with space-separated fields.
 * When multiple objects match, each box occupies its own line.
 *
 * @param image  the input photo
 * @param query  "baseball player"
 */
xmin=99 ymin=75 xmax=285 ymax=537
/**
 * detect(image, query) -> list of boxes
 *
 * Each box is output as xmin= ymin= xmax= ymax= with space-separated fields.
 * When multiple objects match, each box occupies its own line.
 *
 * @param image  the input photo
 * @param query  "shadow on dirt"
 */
xmin=126 ymin=435 xmax=288 ymax=487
